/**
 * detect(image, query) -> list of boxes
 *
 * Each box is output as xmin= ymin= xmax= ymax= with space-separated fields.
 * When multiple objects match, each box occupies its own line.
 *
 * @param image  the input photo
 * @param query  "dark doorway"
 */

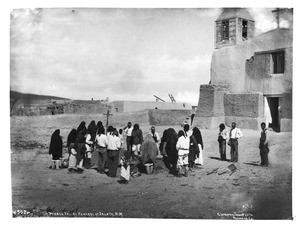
xmin=267 ymin=97 xmax=280 ymax=132
xmin=242 ymin=20 xmax=248 ymax=39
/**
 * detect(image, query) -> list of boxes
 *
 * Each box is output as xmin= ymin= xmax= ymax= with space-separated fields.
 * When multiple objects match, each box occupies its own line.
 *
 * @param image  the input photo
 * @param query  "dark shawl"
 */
xmin=67 ymin=129 xmax=77 ymax=147
xmin=161 ymin=128 xmax=178 ymax=165
xmin=87 ymin=120 xmax=97 ymax=141
xmin=74 ymin=130 xmax=87 ymax=162
xmin=141 ymin=134 xmax=157 ymax=165
xmin=192 ymin=127 xmax=203 ymax=150
xmin=77 ymin=121 xmax=87 ymax=133
xmin=189 ymin=135 xmax=199 ymax=162
xmin=49 ymin=129 xmax=63 ymax=157
xmin=132 ymin=129 xmax=143 ymax=145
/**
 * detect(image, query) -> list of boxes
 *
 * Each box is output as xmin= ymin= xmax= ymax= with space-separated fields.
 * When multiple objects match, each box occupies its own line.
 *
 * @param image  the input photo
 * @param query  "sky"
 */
xmin=10 ymin=8 xmax=281 ymax=105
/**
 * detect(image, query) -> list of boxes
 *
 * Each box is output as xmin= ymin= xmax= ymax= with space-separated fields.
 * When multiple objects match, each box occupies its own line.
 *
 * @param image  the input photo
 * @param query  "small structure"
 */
xmin=195 ymin=8 xmax=293 ymax=132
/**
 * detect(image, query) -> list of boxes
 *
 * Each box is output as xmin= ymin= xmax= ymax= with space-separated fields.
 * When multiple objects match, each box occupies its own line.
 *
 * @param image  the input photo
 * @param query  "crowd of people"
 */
xmin=48 ymin=120 xmax=270 ymax=182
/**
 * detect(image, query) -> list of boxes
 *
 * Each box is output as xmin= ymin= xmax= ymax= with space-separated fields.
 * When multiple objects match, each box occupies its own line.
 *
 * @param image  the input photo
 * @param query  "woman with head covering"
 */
xmin=131 ymin=124 xmax=143 ymax=157
xmin=74 ymin=129 xmax=87 ymax=173
xmin=188 ymin=130 xmax=199 ymax=171
xmin=49 ymin=129 xmax=63 ymax=170
xmin=160 ymin=128 xmax=178 ymax=175
xmin=96 ymin=121 xmax=103 ymax=134
xmin=77 ymin=121 xmax=87 ymax=133
xmin=141 ymin=134 xmax=158 ymax=166
xmin=67 ymin=129 xmax=77 ymax=172
xmin=192 ymin=127 xmax=204 ymax=166
xmin=91 ymin=121 xmax=104 ymax=167
xmin=87 ymin=120 xmax=97 ymax=142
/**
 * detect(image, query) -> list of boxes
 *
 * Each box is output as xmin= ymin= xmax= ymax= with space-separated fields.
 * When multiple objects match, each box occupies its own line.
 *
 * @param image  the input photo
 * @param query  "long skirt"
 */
xmin=195 ymin=144 xmax=203 ymax=165
xmin=68 ymin=149 xmax=77 ymax=169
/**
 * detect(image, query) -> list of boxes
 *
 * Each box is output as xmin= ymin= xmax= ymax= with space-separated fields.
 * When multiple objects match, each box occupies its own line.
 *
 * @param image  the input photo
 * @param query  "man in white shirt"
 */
xmin=107 ymin=130 xmax=121 ymax=177
xmin=95 ymin=127 xmax=108 ymax=174
xmin=229 ymin=122 xmax=243 ymax=163
xmin=150 ymin=126 xmax=161 ymax=157
xmin=124 ymin=122 xmax=133 ymax=155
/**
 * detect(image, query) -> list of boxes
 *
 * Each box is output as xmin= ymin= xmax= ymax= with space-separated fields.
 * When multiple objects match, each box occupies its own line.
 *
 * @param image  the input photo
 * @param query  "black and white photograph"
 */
xmin=4 ymin=0 xmax=299 ymax=224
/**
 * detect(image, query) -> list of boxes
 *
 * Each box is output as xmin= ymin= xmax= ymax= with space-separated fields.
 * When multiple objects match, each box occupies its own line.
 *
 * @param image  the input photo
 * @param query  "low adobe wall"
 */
xmin=148 ymin=109 xmax=191 ymax=126
xmin=224 ymin=93 xmax=264 ymax=130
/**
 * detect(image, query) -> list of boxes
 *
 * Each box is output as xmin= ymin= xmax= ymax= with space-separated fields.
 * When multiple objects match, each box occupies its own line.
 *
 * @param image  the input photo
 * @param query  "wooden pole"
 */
xmin=103 ymin=110 xmax=113 ymax=133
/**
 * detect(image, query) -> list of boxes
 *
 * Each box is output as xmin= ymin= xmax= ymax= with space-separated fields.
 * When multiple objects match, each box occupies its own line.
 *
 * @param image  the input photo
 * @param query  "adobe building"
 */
xmin=195 ymin=8 xmax=293 ymax=132
xmin=110 ymin=100 xmax=191 ymax=113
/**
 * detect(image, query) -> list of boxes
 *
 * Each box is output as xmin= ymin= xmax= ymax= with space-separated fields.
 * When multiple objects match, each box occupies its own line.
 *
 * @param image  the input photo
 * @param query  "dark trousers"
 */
xmin=97 ymin=148 xmax=107 ymax=173
xmin=107 ymin=150 xmax=119 ymax=177
xmin=230 ymin=139 xmax=238 ymax=162
xmin=126 ymin=136 xmax=132 ymax=155
xmin=219 ymin=140 xmax=226 ymax=161
xmin=260 ymin=146 xmax=269 ymax=166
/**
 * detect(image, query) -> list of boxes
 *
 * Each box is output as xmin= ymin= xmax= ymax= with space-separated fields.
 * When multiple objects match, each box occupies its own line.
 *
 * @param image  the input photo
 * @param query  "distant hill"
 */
xmin=10 ymin=90 xmax=69 ymax=101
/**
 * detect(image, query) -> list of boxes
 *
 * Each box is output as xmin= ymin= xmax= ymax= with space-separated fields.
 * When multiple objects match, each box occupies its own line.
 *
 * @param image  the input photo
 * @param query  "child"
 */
xmin=119 ymin=156 xmax=130 ymax=184
xmin=176 ymin=130 xmax=190 ymax=177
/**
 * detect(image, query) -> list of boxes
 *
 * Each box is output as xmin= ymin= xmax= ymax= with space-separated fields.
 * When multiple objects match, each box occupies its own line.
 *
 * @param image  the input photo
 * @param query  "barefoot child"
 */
xmin=119 ymin=156 xmax=130 ymax=183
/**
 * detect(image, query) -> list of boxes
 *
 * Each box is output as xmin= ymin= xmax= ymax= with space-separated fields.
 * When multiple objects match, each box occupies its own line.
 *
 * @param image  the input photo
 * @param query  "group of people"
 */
xmin=48 ymin=120 xmax=205 ymax=181
xmin=217 ymin=122 xmax=270 ymax=166
xmin=48 ymin=120 xmax=270 ymax=183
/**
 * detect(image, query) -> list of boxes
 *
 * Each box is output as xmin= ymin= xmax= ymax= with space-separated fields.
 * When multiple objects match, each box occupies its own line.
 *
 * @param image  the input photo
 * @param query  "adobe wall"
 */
xmin=113 ymin=101 xmax=191 ymax=113
xmin=224 ymin=93 xmax=264 ymax=130
xmin=245 ymin=47 xmax=293 ymax=95
xmin=148 ymin=109 xmax=191 ymax=126
xmin=280 ymin=92 xmax=292 ymax=132
xmin=11 ymin=99 xmax=110 ymax=116
xmin=211 ymin=28 xmax=293 ymax=94
xmin=194 ymin=84 xmax=229 ymax=129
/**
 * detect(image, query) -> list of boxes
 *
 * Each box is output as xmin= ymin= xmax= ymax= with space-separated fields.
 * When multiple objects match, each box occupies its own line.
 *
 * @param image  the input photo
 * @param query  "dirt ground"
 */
xmin=10 ymin=115 xmax=292 ymax=219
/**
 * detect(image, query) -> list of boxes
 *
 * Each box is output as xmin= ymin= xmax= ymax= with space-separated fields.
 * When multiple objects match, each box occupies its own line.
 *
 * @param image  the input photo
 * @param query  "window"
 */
xmin=242 ymin=20 xmax=248 ymax=39
xmin=222 ymin=20 xmax=229 ymax=40
xmin=271 ymin=51 xmax=285 ymax=74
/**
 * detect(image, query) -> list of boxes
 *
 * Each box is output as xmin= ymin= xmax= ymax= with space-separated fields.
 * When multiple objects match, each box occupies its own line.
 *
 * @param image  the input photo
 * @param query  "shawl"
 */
xmin=141 ymin=134 xmax=157 ymax=165
xmin=49 ymin=129 xmax=63 ymax=157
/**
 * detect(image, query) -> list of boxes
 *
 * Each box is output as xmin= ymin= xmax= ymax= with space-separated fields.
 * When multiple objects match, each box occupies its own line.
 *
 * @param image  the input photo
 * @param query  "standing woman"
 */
xmin=87 ymin=120 xmax=97 ymax=142
xmin=141 ymin=134 xmax=158 ymax=166
xmin=77 ymin=121 xmax=87 ymax=133
xmin=74 ymin=129 xmax=87 ymax=173
xmin=107 ymin=129 xmax=121 ymax=177
xmin=188 ymin=129 xmax=200 ymax=170
xmin=49 ymin=129 xmax=63 ymax=170
xmin=131 ymin=124 xmax=143 ymax=157
xmin=218 ymin=123 xmax=228 ymax=161
xmin=160 ymin=128 xmax=178 ymax=175
xmin=193 ymin=127 xmax=204 ymax=166
xmin=67 ymin=129 xmax=77 ymax=172
xmin=91 ymin=121 xmax=104 ymax=167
